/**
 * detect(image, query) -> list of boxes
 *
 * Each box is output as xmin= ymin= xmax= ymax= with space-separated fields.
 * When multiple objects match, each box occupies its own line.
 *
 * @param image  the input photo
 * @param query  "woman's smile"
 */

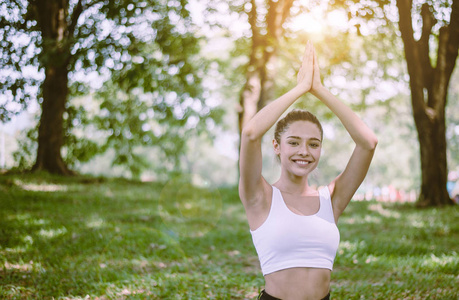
xmin=292 ymin=159 xmax=312 ymax=166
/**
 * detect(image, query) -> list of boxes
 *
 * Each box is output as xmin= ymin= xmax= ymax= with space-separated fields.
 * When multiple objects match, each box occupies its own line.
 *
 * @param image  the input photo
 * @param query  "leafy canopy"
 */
xmin=1 ymin=0 xmax=222 ymax=176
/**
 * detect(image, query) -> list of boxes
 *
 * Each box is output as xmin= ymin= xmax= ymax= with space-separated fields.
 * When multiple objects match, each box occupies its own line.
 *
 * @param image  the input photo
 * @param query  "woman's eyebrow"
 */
xmin=286 ymin=136 xmax=322 ymax=142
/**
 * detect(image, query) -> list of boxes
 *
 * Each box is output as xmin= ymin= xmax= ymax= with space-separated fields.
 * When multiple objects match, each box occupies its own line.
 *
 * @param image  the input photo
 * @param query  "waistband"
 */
xmin=258 ymin=289 xmax=331 ymax=300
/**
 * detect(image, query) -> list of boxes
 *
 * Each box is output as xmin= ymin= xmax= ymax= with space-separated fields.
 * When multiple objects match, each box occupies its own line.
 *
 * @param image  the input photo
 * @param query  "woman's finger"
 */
xmin=301 ymin=41 xmax=312 ymax=67
xmin=313 ymin=46 xmax=319 ymax=72
xmin=301 ymin=40 xmax=310 ymax=63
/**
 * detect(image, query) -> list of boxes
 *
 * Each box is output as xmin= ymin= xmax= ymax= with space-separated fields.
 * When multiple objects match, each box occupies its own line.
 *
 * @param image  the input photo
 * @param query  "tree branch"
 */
xmin=444 ymin=0 xmax=459 ymax=78
xmin=248 ymin=0 xmax=260 ymax=49
xmin=433 ymin=0 xmax=459 ymax=111
xmin=418 ymin=3 xmax=434 ymax=90
xmin=68 ymin=0 xmax=83 ymax=38
xmin=396 ymin=0 xmax=418 ymax=71
xmin=281 ymin=0 xmax=294 ymax=24
xmin=396 ymin=0 xmax=425 ymax=113
xmin=266 ymin=0 xmax=294 ymax=42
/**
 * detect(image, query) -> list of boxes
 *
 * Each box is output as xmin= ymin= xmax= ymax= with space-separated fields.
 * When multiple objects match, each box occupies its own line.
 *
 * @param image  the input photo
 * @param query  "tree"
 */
xmin=329 ymin=0 xmax=459 ymax=206
xmin=229 ymin=0 xmax=458 ymax=206
xmin=396 ymin=0 xmax=459 ymax=206
xmin=234 ymin=0 xmax=295 ymax=135
xmin=1 ymin=0 xmax=217 ymax=176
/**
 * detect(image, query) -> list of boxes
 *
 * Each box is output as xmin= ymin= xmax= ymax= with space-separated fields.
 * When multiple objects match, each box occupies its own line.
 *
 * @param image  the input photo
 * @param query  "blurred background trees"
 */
xmin=229 ymin=0 xmax=458 ymax=206
xmin=1 ymin=0 xmax=458 ymax=206
xmin=329 ymin=0 xmax=458 ymax=209
xmin=1 ymin=0 xmax=221 ymax=178
xmin=395 ymin=0 xmax=458 ymax=206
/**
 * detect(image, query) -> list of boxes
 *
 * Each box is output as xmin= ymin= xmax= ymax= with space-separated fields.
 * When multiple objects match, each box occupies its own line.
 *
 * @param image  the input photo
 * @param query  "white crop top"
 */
xmin=250 ymin=186 xmax=340 ymax=275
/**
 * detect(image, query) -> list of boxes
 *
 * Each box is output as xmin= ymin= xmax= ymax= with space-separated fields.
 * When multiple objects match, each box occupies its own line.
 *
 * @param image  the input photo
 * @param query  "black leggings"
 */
xmin=258 ymin=289 xmax=330 ymax=300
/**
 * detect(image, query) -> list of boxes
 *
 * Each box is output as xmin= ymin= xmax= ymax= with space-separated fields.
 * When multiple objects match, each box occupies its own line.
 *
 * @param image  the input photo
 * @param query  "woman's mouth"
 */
xmin=292 ymin=159 xmax=311 ymax=165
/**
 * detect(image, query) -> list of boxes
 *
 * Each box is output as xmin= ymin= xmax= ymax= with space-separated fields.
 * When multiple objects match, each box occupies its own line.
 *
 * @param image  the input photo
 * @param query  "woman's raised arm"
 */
xmin=310 ymin=48 xmax=378 ymax=221
xmin=238 ymin=41 xmax=314 ymax=206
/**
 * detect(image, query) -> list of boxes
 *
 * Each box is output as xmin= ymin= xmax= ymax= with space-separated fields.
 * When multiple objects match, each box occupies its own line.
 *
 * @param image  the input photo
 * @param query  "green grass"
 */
xmin=1 ymin=173 xmax=458 ymax=299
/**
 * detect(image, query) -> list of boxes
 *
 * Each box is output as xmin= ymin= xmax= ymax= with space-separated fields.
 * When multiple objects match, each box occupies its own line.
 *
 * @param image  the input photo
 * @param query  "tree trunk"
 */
xmin=31 ymin=0 xmax=74 ymax=175
xmin=33 ymin=64 xmax=73 ymax=175
xmin=396 ymin=0 xmax=459 ymax=206
xmin=238 ymin=0 xmax=264 ymax=134
xmin=415 ymin=101 xmax=450 ymax=207
xmin=238 ymin=0 xmax=294 ymax=134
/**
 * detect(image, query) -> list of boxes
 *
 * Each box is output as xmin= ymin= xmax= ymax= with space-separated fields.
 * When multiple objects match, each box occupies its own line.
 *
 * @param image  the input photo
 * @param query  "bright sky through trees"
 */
xmin=289 ymin=5 xmax=349 ymax=33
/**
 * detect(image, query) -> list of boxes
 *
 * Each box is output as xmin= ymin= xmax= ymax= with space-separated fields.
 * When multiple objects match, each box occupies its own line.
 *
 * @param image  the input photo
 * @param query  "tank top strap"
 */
xmin=270 ymin=186 xmax=292 ymax=216
xmin=317 ymin=186 xmax=336 ymax=224
xmin=270 ymin=186 xmax=284 ymax=210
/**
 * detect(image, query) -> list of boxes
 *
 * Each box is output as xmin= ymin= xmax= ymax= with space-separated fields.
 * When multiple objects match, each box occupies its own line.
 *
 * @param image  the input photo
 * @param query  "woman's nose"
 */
xmin=298 ymin=144 xmax=309 ymax=156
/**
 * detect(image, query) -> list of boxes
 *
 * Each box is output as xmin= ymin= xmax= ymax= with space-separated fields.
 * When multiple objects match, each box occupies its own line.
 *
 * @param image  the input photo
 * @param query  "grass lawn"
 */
xmin=1 ymin=173 xmax=458 ymax=299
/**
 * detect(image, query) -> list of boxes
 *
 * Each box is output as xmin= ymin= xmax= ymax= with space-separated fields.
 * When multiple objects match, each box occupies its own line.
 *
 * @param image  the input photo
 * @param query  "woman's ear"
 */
xmin=273 ymin=138 xmax=281 ymax=156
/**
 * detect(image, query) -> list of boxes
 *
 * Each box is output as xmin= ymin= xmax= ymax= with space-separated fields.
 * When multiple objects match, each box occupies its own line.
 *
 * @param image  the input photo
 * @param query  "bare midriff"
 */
xmin=264 ymin=267 xmax=331 ymax=300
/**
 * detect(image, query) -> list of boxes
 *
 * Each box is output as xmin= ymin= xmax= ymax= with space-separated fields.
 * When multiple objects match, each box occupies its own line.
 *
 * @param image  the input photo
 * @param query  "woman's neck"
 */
xmin=274 ymin=173 xmax=316 ymax=196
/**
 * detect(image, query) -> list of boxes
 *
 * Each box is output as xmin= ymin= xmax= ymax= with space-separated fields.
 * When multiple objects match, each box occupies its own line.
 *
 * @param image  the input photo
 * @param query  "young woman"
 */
xmin=238 ymin=41 xmax=378 ymax=300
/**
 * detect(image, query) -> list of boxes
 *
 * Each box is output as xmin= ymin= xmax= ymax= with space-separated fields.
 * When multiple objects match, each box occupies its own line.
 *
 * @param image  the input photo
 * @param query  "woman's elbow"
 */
xmin=241 ymin=126 xmax=259 ymax=142
xmin=367 ymin=135 xmax=378 ymax=151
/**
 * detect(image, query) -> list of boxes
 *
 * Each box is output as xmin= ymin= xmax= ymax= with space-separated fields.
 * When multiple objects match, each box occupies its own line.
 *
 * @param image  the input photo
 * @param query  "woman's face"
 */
xmin=273 ymin=120 xmax=322 ymax=177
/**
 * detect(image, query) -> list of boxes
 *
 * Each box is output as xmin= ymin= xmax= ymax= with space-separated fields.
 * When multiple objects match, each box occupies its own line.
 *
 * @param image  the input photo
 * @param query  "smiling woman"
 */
xmin=238 ymin=41 xmax=377 ymax=299
xmin=276 ymin=120 xmax=322 ymax=170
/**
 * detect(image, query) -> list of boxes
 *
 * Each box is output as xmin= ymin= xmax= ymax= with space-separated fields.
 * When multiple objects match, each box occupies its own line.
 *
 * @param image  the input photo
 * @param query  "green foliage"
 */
xmin=11 ymin=103 xmax=104 ymax=172
xmin=86 ymin=17 xmax=223 ymax=176
xmin=62 ymin=102 xmax=105 ymax=167
xmin=11 ymin=126 xmax=37 ymax=171
xmin=2 ymin=0 xmax=223 ymax=176
xmin=0 ymin=0 xmax=41 ymax=122
xmin=0 ymin=174 xmax=458 ymax=299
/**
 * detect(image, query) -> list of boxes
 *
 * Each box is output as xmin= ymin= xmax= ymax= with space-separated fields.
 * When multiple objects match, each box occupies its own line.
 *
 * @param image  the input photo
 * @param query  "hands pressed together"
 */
xmin=296 ymin=41 xmax=322 ymax=94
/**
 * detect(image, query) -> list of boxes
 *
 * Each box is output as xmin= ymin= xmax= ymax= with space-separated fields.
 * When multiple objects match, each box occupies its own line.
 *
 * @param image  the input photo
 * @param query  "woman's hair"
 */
xmin=274 ymin=109 xmax=323 ymax=144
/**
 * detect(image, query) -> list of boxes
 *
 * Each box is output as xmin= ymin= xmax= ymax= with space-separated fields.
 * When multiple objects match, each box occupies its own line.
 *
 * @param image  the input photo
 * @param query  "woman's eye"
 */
xmin=289 ymin=142 xmax=298 ymax=146
xmin=310 ymin=143 xmax=319 ymax=148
